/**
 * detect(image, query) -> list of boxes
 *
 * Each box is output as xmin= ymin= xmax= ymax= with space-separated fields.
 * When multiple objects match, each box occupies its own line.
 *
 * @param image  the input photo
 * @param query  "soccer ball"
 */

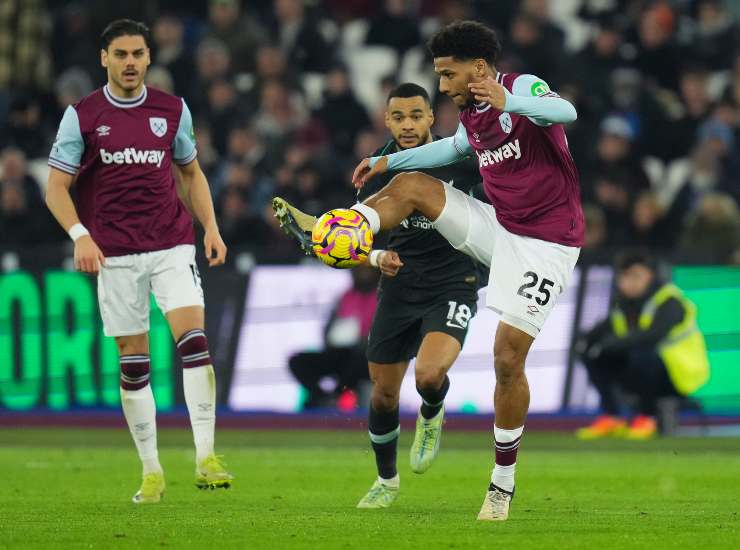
xmin=311 ymin=209 xmax=374 ymax=268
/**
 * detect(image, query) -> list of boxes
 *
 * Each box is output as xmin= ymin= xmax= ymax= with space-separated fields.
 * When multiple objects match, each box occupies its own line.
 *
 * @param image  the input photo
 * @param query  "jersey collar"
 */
xmin=103 ymin=84 xmax=147 ymax=108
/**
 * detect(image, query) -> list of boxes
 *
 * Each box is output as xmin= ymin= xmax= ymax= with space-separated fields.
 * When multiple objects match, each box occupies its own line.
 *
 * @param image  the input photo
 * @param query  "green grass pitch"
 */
xmin=1 ymin=427 xmax=739 ymax=549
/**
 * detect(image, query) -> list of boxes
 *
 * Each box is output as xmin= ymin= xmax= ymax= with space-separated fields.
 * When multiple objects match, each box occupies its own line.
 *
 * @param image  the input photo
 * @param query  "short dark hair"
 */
xmin=101 ymin=19 xmax=150 ymax=50
xmin=387 ymin=83 xmax=430 ymax=105
xmin=615 ymin=249 xmax=656 ymax=273
xmin=428 ymin=20 xmax=502 ymax=65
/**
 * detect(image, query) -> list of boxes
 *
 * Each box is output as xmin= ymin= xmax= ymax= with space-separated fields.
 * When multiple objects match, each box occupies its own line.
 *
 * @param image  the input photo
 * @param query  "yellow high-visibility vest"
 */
xmin=610 ymin=284 xmax=710 ymax=395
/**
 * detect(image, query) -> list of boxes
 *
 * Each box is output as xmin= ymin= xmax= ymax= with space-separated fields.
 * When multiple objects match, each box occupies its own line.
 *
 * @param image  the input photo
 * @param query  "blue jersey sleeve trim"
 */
xmin=49 ymin=106 xmax=83 ymax=173
xmin=173 ymin=99 xmax=198 ymax=163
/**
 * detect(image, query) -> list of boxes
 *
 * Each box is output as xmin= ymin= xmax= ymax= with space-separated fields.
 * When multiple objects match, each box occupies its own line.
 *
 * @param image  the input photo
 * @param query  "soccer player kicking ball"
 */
xmin=45 ymin=19 xmax=233 ymax=503
xmin=276 ymin=82 xmax=483 ymax=508
xmin=349 ymin=20 xmax=583 ymax=521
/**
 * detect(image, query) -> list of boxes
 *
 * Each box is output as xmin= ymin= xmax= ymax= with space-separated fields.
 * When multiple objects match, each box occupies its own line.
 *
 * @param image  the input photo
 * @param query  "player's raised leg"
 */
xmin=167 ymin=305 xmax=233 ymax=489
xmin=351 ymin=172 xmax=447 ymax=236
xmin=357 ymin=361 xmax=407 ymax=508
xmin=410 ymin=332 xmax=460 ymax=473
xmin=117 ymin=333 xmax=166 ymax=504
xmin=477 ymin=322 xmax=533 ymax=521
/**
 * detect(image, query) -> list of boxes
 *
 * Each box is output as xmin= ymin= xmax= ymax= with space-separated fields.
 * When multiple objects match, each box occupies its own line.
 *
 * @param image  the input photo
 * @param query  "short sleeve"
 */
xmin=511 ymin=74 xmax=559 ymax=99
xmin=48 ymin=106 xmax=84 ymax=175
xmin=173 ymin=99 xmax=197 ymax=165
xmin=510 ymin=74 xmax=560 ymax=126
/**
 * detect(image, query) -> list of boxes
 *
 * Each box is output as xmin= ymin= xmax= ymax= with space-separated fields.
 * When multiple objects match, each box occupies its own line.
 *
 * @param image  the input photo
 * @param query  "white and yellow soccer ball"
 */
xmin=311 ymin=209 xmax=374 ymax=268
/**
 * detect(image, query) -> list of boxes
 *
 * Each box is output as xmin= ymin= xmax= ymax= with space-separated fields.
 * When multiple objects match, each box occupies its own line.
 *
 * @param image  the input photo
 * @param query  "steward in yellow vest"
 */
xmin=575 ymin=252 xmax=709 ymax=440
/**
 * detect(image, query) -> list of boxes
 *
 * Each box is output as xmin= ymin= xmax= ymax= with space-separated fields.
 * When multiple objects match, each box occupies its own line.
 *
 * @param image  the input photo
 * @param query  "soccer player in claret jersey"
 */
xmin=348 ymin=20 xmax=584 ymax=521
xmin=277 ymin=20 xmax=582 ymax=520
xmin=45 ymin=19 xmax=233 ymax=503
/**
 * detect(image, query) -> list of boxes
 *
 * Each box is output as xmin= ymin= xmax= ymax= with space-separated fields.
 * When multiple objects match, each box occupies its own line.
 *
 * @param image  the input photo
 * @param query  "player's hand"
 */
xmin=204 ymin=227 xmax=227 ymax=267
xmin=378 ymin=251 xmax=404 ymax=277
xmin=352 ymin=156 xmax=388 ymax=189
xmin=468 ymin=76 xmax=507 ymax=111
xmin=74 ymin=235 xmax=105 ymax=274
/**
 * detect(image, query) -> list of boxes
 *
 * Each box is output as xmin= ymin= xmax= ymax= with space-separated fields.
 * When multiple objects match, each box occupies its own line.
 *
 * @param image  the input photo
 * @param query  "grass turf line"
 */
xmin=1 ymin=428 xmax=738 ymax=549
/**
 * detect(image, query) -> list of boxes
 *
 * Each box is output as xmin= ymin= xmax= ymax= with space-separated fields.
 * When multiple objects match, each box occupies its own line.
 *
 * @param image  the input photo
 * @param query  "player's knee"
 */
xmin=415 ymin=366 xmax=448 ymax=392
xmin=176 ymin=328 xmax=212 ymax=368
xmin=371 ymin=385 xmax=400 ymax=412
xmin=494 ymin=341 xmax=526 ymax=387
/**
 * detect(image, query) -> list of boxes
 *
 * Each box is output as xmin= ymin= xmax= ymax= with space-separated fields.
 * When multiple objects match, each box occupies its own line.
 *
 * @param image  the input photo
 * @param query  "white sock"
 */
xmin=120 ymin=385 xmax=162 ymax=475
xmin=491 ymin=425 xmax=524 ymax=493
xmin=378 ymin=474 xmax=399 ymax=488
xmin=183 ymin=365 xmax=216 ymax=464
xmin=351 ymin=203 xmax=380 ymax=234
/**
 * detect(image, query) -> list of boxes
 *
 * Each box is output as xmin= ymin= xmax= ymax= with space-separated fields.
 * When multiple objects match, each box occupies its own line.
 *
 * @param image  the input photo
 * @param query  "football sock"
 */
xmin=120 ymin=355 xmax=161 ymax=475
xmin=368 ymin=405 xmax=400 ymax=480
xmin=351 ymin=203 xmax=380 ymax=234
xmin=177 ymin=329 xmax=216 ymax=464
xmin=492 ymin=425 xmax=524 ymax=493
xmin=417 ymin=374 xmax=450 ymax=419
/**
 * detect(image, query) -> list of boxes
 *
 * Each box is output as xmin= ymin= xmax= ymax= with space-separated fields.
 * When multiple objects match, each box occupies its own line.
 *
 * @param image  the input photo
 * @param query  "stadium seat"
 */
xmin=302 ymin=73 xmax=327 ymax=109
xmin=399 ymin=47 xmax=435 ymax=96
xmin=341 ymin=20 xmax=369 ymax=50
xmin=344 ymin=46 xmax=398 ymax=113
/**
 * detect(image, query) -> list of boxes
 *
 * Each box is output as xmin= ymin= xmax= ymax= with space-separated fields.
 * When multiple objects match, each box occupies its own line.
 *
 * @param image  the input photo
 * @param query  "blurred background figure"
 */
xmin=575 ymin=251 xmax=710 ymax=440
xmin=289 ymin=265 xmax=379 ymax=410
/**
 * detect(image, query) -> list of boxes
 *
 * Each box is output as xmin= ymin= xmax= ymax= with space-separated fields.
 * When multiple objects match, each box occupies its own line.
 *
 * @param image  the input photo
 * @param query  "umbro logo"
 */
xmin=473 ymin=132 xmax=480 ymax=142
xmin=96 ymin=125 xmax=111 ymax=136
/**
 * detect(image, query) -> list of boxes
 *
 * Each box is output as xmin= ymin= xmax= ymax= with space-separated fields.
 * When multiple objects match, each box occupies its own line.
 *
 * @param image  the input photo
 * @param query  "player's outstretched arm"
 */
xmin=176 ymin=159 xmax=227 ymax=267
xmin=352 ymin=123 xmax=472 ymax=189
xmin=45 ymin=168 xmax=106 ymax=274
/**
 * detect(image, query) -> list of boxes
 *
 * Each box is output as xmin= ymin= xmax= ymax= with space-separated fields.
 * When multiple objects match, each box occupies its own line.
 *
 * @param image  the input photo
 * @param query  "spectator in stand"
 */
xmin=253 ymin=79 xmax=308 ymax=148
xmin=2 ymin=96 xmax=50 ymax=159
xmin=201 ymin=0 xmax=267 ymax=74
xmin=688 ymin=0 xmax=738 ymax=71
xmin=243 ymin=44 xmax=304 ymax=115
xmin=0 ymin=148 xmax=63 ymax=245
xmin=679 ymin=193 xmax=740 ymax=265
xmin=630 ymin=191 xmax=679 ymax=252
xmin=583 ymin=116 xmax=650 ymax=246
xmin=203 ymin=78 xmax=246 ymax=156
xmin=505 ymin=12 xmax=561 ymax=85
xmin=273 ymin=0 xmax=332 ymax=73
xmin=667 ymin=68 xmax=715 ymax=159
xmin=365 ymin=0 xmax=422 ymax=56
xmin=145 ymin=66 xmax=175 ymax=94
xmin=289 ymin=265 xmax=379 ymax=409
xmin=520 ymin=0 xmax=566 ymax=52
xmin=315 ymin=64 xmax=371 ymax=157
xmin=151 ymin=14 xmax=194 ymax=97
xmin=189 ymin=38 xmax=232 ymax=114
xmin=632 ymin=3 xmax=681 ymax=90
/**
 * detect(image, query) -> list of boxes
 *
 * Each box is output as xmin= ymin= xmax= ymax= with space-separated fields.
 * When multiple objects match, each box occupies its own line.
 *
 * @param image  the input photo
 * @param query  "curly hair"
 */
xmin=428 ymin=20 xmax=502 ymax=65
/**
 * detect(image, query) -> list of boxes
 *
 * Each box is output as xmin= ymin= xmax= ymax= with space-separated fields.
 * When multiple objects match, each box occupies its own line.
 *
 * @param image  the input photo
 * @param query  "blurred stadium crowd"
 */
xmin=1 ymin=0 xmax=739 ymax=264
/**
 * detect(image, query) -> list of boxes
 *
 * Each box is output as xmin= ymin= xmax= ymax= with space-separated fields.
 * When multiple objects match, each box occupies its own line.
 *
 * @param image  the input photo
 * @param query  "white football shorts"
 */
xmin=97 ymin=244 xmax=204 ymax=337
xmin=432 ymin=182 xmax=580 ymax=337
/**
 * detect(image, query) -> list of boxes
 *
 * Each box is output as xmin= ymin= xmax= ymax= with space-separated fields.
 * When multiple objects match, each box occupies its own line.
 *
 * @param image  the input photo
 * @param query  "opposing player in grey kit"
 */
xmin=45 ymin=19 xmax=232 ymax=504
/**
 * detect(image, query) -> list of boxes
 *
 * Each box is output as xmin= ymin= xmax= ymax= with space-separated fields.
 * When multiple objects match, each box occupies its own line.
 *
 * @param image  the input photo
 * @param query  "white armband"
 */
xmin=369 ymin=249 xmax=384 ymax=268
xmin=68 ymin=223 xmax=89 ymax=242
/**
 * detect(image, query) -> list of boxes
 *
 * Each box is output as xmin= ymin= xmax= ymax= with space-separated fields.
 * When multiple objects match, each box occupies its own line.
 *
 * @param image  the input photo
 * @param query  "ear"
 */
xmin=475 ymin=59 xmax=487 ymax=77
xmin=146 ymin=48 xmax=151 ymax=67
xmin=384 ymin=110 xmax=391 ymax=129
xmin=428 ymin=109 xmax=435 ymax=127
xmin=101 ymin=49 xmax=107 ymax=68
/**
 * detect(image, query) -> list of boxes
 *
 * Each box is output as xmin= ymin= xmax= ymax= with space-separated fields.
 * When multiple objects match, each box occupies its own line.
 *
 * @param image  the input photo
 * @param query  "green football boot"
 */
xmin=195 ymin=454 xmax=234 ymax=490
xmin=409 ymin=405 xmax=444 ymax=474
xmin=356 ymin=479 xmax=399 ymax=509
xmin=272 ymin=197 xmax=317 ymax=255
xmin=132 ymin=471 xmax=165 ymax=504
